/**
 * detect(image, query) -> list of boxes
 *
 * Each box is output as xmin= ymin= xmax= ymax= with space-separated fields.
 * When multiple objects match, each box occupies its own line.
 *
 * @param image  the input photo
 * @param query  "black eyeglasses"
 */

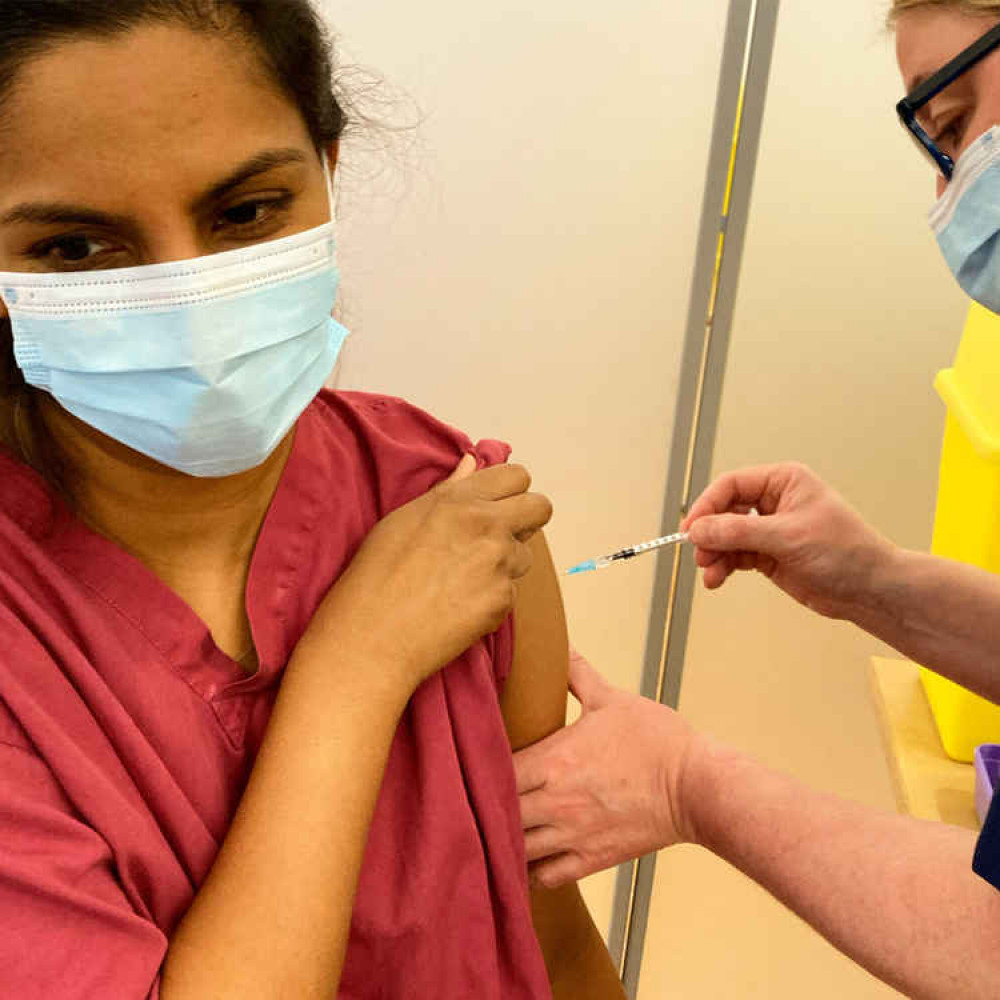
xmin=896 ymin=21 xmax=1000 ymax=181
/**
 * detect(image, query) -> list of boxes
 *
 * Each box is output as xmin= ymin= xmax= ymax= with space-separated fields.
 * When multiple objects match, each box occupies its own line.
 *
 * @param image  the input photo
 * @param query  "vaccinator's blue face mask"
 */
xmin=931 ymin=126 xmax=1000 ymax=316
xmin=0 ymin=168 xmax=347 ymax=478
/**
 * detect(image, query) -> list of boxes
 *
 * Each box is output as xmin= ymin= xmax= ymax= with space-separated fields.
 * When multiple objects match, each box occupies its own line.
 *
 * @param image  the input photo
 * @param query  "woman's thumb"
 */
xmin=445 ymin=453 xmax=478 ymax=483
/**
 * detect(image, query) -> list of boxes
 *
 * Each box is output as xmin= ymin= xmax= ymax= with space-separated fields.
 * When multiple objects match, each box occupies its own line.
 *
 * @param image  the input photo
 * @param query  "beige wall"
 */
xmin=639 ymin=2 xmax=968 ymax=997
xmin=323 ymin=0 xmax=728 ymax=933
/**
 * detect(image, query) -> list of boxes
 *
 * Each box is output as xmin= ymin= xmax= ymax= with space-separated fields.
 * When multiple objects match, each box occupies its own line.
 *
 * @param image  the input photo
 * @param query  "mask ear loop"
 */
xmin=320 ymin=151 xmax=350 ymax=383
xmin=322 ymin=152 xmax=338 ymax=233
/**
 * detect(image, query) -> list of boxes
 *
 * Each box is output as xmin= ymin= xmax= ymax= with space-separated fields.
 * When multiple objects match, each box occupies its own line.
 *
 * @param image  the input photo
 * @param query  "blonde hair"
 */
xmin=888 ymin=0 xmax=1000 ymax=25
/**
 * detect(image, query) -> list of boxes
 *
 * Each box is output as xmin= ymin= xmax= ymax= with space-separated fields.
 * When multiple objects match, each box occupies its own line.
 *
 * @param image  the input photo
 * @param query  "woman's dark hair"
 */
xmin=0 ymin=0 xmax=348 ymax=487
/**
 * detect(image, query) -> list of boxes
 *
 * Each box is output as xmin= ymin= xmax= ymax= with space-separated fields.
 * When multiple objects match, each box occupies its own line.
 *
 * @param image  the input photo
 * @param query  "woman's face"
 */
xmin=0 ymin=22 xmax=333 ymax=292
xmin=896 ymin=8 xmax=1000 ymax=198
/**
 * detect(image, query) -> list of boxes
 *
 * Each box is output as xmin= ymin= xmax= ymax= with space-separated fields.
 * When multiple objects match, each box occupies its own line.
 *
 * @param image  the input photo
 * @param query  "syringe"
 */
xmin=563 ymin=531 xmax=690 ymax=576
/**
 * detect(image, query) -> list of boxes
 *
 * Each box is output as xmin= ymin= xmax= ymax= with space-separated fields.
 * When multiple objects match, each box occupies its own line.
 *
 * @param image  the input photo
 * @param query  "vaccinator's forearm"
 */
xmin=851 ymin=547 xmax=1000 ymax=704
xmin=688 ymin=741 xmax=1000 ymax=1000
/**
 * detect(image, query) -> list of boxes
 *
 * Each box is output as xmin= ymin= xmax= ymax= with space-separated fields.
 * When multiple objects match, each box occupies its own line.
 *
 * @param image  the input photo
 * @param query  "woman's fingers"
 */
xmin=507 ymin=540 xmax=535 ymax=580
xmin=503 ymin=491 xmax=554 ymax=540
xmin=440 ymin=463 xmax=552 ymax=543
xmin=446 ymin=463 xmax=532 ymax=501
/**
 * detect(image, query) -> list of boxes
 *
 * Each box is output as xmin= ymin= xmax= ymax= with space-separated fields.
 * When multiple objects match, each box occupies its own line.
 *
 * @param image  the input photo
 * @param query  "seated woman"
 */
xmin=0 ymin=2 xmax=625 ymax=997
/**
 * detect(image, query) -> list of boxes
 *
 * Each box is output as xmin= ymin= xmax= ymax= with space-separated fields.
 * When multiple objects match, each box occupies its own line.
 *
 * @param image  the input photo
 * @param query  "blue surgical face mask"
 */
xmin=0 ymin=168 xmax=347 ymax=478
xmin=930 ymin=126 xmax=1000 ymax=315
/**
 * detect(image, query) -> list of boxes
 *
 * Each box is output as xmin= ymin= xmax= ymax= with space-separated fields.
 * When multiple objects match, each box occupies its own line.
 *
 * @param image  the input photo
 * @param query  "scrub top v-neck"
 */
xmin=0 ymin=390 xmax=552 ymax=999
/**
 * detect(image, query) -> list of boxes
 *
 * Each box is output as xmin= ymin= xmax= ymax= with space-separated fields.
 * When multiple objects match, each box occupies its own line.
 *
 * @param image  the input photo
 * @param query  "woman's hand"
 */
xmin=300 ymin=454 xmax=554 ymax=694
xmin=681 ymin=463 xmax=895 ymax=621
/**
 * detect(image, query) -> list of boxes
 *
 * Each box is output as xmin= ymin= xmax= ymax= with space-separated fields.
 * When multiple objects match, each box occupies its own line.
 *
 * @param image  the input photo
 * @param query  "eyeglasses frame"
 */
xmin=896 ymin=20 xmax=1000 ymax=181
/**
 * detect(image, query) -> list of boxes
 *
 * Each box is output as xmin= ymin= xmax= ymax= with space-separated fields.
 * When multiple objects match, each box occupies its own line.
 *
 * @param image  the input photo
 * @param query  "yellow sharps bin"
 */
xmin=924 ymin=302 xmax=1000 ymax=761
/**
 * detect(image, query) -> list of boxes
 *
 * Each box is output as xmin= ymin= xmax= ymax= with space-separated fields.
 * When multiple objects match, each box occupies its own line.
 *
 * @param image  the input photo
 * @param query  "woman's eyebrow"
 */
xmin=0 ymin=149 xmax=312 ymax=228
xmin=0 ymin=203 xmax=130 ymax=228
xmin=195 ymin=148 xmax=311 ymax=209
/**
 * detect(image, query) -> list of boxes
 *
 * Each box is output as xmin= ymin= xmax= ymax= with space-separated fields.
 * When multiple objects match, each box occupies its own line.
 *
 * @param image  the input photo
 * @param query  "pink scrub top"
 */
xmin=0 ymin=391 xmax=552 ymax=999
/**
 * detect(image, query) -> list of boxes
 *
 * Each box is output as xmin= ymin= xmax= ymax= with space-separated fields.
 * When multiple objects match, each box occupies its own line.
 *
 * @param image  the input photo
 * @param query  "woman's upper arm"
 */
xmin=500 ymin=533 xmax=628 ymax=998
xmin=500 ymin=531 xmax=570 ymax=752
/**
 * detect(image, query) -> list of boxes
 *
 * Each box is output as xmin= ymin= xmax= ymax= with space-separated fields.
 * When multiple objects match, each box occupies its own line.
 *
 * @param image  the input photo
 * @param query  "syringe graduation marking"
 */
xmin=563 ymin=532 xmax=689 ymax=575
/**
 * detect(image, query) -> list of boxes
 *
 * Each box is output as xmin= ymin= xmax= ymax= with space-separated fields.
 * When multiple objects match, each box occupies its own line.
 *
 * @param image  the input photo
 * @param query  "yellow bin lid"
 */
xmin=935 ymin=303 xmax=1000 ymax=464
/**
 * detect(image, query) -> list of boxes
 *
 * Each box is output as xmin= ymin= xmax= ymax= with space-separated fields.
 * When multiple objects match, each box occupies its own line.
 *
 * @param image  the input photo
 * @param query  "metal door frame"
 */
xmin=606 ymin=1 xmax=781 ymax=993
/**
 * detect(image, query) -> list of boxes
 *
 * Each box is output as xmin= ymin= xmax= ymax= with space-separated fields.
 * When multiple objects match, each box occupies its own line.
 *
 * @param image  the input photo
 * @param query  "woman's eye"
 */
xmin=30 ymin=234 xmax=120 ymax=269
xmin=223 ymin=202 xmax=266 ymax=226
xmin=218 ymin=196 xmax=292 ymax=230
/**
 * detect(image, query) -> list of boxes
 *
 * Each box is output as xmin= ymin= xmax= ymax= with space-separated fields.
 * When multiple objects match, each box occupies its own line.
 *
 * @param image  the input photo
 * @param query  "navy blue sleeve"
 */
xmin=973 ymin=789 xmax=1000 ymax=891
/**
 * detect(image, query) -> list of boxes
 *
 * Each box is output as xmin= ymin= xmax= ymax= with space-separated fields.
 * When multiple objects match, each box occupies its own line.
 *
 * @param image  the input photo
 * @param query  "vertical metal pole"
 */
xmin=606 ymin=1 xmax=781 ymax=993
